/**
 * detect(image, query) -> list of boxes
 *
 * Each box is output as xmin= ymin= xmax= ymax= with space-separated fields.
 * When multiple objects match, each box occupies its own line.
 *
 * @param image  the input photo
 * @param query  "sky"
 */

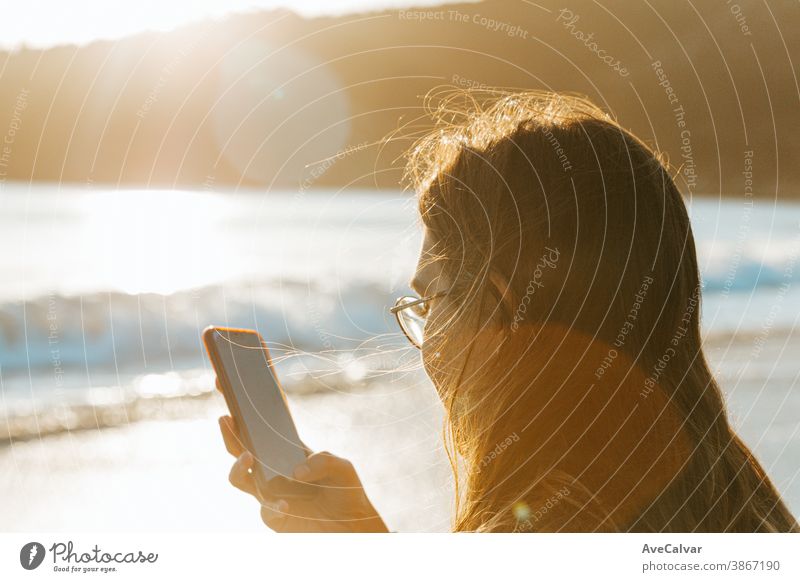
xmin=0 ymin=0 xmax=476 ymax=50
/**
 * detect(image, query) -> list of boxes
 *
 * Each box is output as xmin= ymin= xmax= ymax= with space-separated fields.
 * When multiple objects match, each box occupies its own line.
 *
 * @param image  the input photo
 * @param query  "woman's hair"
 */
xmin=404 ymin=89 xmax=798 ymax=532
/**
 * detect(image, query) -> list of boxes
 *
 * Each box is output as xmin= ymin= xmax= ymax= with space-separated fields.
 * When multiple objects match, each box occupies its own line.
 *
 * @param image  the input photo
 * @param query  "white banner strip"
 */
xmin=1 ymin=533 xmax=798 ymax=581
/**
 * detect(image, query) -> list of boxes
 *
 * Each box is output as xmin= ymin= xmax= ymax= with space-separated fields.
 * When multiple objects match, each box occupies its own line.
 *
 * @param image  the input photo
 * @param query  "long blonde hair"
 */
xmin=405 ymin=89 xmax=798 ymax=532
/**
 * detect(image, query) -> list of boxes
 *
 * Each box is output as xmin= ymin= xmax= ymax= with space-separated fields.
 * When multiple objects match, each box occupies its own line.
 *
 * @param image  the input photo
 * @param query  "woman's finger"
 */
xmin=229 ymin=451 xmax=257 ymax=496
xmin=260 ymin=499 xmax=290 ymax=531
xmin=218 ymin=416 xmax=245 ymax=457
xmin=292 ymin=451 xmax=356 ymax=484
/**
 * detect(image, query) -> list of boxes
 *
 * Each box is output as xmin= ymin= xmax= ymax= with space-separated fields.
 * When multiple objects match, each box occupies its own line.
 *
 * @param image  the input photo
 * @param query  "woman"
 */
xmin=219 ymin=90 xmax=798 ymax=532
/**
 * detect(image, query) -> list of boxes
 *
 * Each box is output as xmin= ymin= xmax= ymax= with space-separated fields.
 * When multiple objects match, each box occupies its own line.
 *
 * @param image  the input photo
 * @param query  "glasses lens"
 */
xmin=395 ymin=296 xmax=427 ymax=348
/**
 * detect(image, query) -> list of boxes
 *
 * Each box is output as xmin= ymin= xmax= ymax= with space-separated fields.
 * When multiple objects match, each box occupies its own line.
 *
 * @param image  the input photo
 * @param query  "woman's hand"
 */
xmin=218 ymin=414 xmax=389 ymax=532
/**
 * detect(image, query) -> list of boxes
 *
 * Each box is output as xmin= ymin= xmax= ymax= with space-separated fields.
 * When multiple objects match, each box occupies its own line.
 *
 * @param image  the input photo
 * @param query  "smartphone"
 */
xmin=203 ymin=325 xmax=315 ymax=498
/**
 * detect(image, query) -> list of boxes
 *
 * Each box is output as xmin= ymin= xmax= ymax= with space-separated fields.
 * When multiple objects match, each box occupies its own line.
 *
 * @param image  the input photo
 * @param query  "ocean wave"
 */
xmin=701 ymin=258 xmax=795 ymax=292
xmin=1 ymin=251 xmax=798 ymax=377
xmin=0 ymin=278 xmax=408 ymax=376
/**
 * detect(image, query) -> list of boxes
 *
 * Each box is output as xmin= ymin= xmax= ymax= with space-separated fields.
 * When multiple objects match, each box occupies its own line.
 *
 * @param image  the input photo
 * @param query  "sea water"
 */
xmin=0 ymin=183 xmax=799 ymax=433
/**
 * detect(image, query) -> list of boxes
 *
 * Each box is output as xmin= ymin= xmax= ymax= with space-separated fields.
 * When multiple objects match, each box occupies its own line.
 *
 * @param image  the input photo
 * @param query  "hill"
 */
xmin=0 ymin=0 xmax=797 ymax=197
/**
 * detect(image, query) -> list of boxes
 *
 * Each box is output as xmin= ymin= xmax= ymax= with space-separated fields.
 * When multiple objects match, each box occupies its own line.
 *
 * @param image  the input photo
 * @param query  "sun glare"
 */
xmin=79 ymin=190 xmax=236 ymax=296
xmin=0 ymin=0 xmax=474 ymax=49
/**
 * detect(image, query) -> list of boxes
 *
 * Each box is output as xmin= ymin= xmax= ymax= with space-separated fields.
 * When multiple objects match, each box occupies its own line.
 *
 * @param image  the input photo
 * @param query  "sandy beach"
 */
xmin=2 ymin=329 xmax=798 ymax=533
xmin=0 ymin=371 xmax=454 ymax=533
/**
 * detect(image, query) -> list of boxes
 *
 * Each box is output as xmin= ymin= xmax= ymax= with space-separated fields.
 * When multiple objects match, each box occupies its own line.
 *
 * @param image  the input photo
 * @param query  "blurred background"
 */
xmin=0 ymin=0 xmax=798 ymax=532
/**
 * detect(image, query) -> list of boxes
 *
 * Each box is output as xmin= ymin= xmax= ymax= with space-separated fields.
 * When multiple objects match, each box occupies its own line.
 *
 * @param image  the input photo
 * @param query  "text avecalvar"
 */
xmin=642 ymin=543 xmax=702 ymax=554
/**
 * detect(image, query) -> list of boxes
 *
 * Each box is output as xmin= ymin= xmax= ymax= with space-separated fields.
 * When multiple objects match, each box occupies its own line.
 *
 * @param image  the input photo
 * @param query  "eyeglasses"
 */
xmin=390 ymin=290 xmax=448 ymax=349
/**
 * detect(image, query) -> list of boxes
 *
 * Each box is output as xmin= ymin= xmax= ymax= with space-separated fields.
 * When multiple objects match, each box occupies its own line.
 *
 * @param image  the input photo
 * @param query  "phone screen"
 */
xmin=208 ymin=328 xmax=307 ymax=483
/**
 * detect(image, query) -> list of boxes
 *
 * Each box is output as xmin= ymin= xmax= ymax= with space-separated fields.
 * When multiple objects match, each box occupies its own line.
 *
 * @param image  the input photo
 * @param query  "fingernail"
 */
xmin=239 ymin=451 xmax=252 ymax=463
xmin=293 ymin=464 xmax=311 ymax=479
